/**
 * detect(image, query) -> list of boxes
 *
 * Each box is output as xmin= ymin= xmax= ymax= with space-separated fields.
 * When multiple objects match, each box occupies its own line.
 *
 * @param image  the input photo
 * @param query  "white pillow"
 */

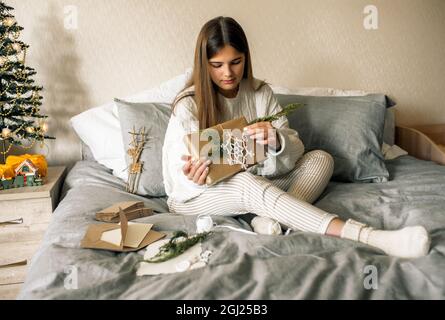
xmin=269 ymin=85 xmax=368 ymax=97
xmin=70 ymin=68 xmax=193 ymax=180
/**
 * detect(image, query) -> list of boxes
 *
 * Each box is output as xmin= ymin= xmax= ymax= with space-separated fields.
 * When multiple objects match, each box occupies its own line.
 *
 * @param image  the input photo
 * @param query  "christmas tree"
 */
xmin=0 ymin=1 xmax=53 ymax=164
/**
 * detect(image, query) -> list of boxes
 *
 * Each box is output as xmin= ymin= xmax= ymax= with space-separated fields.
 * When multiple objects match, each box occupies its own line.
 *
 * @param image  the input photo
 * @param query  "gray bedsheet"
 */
xmin=18 ymin=156 xmax=445 ymax=299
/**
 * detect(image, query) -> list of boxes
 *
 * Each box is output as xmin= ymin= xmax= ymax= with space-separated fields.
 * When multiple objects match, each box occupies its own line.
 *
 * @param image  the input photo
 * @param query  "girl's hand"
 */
xmin=243 ymin=121 xmax=281 ymax=150
xmin=181 ymin=155 xmax=212 ymax=185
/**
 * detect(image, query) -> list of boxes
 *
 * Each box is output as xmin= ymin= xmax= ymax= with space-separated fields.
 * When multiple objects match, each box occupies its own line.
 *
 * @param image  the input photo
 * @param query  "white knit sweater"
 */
xmin=162 ymin=78 xmax=305 ymax=203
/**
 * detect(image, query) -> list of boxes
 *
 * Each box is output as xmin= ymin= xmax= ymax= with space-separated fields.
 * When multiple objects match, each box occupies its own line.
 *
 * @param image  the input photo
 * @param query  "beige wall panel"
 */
xmin=7 ymin=0 xmax=445 ymax=166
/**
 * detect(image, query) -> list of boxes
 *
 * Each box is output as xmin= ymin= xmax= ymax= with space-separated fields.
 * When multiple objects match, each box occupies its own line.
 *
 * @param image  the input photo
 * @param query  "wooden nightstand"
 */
xmin=0 ymin=166 xmax=67 ymax=300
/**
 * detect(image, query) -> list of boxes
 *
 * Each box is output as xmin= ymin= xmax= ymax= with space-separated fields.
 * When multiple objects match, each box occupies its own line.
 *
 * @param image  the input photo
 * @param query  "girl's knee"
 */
xmin=306 ymin=150 xmax=334 ymax=167
xmin=230 ymin=171 xmax=269 ymax=191
xmin=235 ymin=171 xmax=260 ymax=183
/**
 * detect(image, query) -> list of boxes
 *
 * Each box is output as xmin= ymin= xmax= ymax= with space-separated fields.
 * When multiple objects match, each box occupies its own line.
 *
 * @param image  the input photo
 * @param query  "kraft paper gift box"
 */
xmin=184 ymin=116 xmax=268 ymax=186
xmin=81 ymin=209 xmax=165 ymax=252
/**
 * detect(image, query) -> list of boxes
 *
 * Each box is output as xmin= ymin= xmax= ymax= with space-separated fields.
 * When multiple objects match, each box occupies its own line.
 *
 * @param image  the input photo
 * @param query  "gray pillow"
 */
xmin=115 ymin=98 xmax=171 ymax=196
xmin=383 ymin=108 xmax=395 ymax=146
xmin=275 ymin=94 xmax=389 ymax=183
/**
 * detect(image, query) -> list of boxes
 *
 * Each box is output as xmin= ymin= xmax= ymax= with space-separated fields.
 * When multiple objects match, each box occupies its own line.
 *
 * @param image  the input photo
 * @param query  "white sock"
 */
xmin=340 ymin=219 xmax=431 ymax=258
xmin=251 ymin=216 xmax=283 ymax=235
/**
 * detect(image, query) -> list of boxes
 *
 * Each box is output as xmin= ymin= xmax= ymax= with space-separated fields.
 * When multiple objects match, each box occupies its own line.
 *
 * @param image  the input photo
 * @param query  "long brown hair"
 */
xmin=172 ymin=16 xmax=265 ymax=130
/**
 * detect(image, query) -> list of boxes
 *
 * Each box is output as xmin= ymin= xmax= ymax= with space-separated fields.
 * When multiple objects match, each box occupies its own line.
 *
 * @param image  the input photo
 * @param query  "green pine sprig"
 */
xmin=247 ymin=103 xmax=304 ymax=125
xmin=145 ymin=231 xmax=212 ymax=263
xmin=196 ymin=102 xmax=304 ymax=135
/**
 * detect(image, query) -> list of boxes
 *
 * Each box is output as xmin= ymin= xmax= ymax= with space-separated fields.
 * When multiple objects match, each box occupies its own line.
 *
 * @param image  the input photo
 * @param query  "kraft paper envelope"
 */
xmin=81 ymin=209 xmax=166 ymax=252
xmin=96 ymin=201 xmax=144 ymax=215
xmin=96 ymin=207 xmax=153 ymax=223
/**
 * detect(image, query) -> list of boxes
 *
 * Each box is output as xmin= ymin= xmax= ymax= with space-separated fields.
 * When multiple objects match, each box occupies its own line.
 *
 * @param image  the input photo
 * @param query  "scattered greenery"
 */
xmin=247 ymin=103 xmax=304 ymax=125
xmin=197 ymin=102 xmax=304 ymax=135
xmin=145 ymin=230 xmax=212 ymax=263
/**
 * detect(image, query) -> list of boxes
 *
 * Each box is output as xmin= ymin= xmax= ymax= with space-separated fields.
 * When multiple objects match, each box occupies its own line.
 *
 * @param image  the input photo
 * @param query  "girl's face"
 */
xmin=208 ymin=45 xmax=245 ymax=98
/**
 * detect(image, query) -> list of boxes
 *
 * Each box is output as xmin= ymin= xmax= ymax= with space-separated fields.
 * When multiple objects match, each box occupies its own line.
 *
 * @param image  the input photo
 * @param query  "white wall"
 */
xmin=8 ymin=0 xmax=445 ymax=165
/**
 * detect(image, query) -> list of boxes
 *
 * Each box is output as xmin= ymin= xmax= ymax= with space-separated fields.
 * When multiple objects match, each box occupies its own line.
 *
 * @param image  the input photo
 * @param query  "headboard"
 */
xmin=395 ymin=124 xmax=445 ymax=166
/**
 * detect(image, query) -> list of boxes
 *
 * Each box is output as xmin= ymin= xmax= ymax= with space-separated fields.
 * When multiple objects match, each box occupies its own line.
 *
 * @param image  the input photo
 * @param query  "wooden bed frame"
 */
xmin=395 ymin=124 xmax=445 ymax=165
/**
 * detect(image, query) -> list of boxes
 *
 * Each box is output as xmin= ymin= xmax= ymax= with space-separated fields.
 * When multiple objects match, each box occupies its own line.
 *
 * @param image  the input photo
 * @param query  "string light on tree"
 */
xmin=3 ymin=16 xmax=14 ymax=26
xmin=41 ymin=122 xmax=48 ymax=133
xmin=11 ymin=42 xmax=21 ymax=52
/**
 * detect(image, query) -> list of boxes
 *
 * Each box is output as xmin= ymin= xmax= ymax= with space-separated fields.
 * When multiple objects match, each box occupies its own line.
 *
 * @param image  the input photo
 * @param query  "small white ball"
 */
xmin=175 ymin=260 xmax=191 ymax=272
xmin=196 ymin=215 xmax=213 ymax=233
xmin=251 ymin=216 xmax=282 ymax=235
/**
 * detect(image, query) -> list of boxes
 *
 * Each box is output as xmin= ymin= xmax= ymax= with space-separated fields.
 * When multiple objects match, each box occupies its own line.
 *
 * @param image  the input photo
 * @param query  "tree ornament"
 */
xmin=1 ymin=127 xmax=11 ymax=138
xmin=3 ymin=16 xmax=14 ymax=26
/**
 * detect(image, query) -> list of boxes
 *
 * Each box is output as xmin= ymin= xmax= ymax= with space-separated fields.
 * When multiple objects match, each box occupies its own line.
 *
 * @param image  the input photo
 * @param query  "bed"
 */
xmin=17 ymin=150 xmax=445 ymax=299
xmin=16 ymin=78 xmax=445 ymax=299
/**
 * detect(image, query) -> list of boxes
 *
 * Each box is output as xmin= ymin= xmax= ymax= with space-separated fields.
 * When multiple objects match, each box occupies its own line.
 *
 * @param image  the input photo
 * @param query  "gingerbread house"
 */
xmin=14 ymin=159 xmax=41 ymax=187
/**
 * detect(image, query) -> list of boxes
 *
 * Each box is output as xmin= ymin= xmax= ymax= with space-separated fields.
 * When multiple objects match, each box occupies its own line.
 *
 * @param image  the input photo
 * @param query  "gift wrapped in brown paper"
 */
xmin=184 ymin=116 xmax=268 ymax=186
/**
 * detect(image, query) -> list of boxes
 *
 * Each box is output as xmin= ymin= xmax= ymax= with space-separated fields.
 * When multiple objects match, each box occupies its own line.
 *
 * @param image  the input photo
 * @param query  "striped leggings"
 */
xmin=167 ymin=150 xmax=338 ymax=234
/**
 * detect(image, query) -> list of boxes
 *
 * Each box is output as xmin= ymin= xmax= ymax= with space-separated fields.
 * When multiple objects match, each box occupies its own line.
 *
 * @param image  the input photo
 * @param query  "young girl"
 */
xmin=162 ymin=16 xmax=430 ymax=258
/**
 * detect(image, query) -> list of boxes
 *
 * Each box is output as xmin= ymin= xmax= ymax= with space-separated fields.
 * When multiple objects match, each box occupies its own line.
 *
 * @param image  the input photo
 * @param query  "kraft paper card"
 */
xmin=81 ymin=209 xmax=165 ymax=252
xmin=184 ymin=116 xmax=267 ymax=186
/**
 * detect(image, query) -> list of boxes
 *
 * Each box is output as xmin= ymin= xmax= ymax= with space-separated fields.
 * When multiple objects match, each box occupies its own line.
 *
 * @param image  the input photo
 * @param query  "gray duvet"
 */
xmin=18 ymin=156 xmax=445 ymax=299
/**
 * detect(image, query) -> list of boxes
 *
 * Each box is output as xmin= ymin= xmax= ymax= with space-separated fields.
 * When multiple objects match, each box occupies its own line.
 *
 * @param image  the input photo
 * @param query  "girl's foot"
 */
xmin=341 ymin=219 xmax=431 ymax=258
